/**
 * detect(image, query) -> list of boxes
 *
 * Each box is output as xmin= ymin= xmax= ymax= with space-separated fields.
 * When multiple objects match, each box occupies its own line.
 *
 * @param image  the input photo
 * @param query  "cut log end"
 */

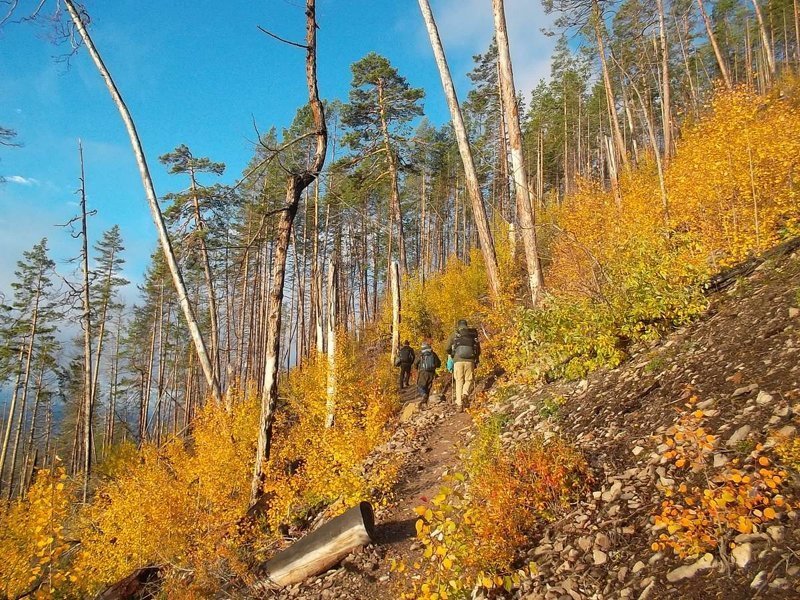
xmin=261 ymin=501 xmax=375 ymax=588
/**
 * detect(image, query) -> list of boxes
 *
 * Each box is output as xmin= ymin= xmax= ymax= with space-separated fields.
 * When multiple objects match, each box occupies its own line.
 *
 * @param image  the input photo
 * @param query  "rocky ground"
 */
xmin=258 ymin=251 xmax=800 ymax=600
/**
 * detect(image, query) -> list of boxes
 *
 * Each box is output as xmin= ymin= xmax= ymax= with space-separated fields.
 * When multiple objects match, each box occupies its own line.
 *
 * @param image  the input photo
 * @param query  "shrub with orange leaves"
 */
xmin=0 ymin=465 xmax=77 ymax=598
xmin=402 ymin=421 xmax=590 ymax=600
xmin=652 ymin=399 xmax=792 ymax=558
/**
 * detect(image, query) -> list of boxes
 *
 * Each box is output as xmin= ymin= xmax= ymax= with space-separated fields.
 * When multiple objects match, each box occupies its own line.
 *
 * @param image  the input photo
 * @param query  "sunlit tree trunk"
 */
xmin=418 ymin=0 xmax=503 ymax=302
xmin=655 ymin=0 xmax=672 ymax=164
xmin=696 ymin=0 xmax=733 ymax=89
xmin=64 ymin=0 xmax=221 ymax=402
xmin=750 ymin=0 xmax=776 ymax=81
xmin=250 ymin=0 xmax=327 ymax=508
xmin=390 ymin=261 xmax=401 ymax=365
xmin=325 ymin=257 xmax=338 ymax=428
xmin=492 ymin=0 xmax=545 ymax=304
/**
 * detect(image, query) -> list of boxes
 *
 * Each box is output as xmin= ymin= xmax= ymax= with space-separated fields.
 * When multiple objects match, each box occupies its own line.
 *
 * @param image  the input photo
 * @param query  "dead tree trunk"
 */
xmin=64 ymin=0 xmax=221 ymax=402
xmin=390 ymin=261 xmax=401 ymax=366
xmin=324 ymin=257 xmax=338 ymax=428
xmin=250 ymin=0 xmax=327 ymax=508
xmin=492 ymin=0 xmax=545 ymax=305
xmin=418 ymin=0 xmax=502 ymax=302
xmin=696 ymin=0 xmax=733 ymax=89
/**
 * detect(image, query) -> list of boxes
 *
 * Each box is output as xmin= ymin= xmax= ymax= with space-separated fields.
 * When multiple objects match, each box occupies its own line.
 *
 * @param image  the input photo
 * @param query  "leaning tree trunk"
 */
xmin=592 ymin=0 xmax=629 ymax=173
xmin=417 ymin=0 xmax=503 ymax=302
xmin=64 ymin=0 xmax=221 ymax=403
xmin=250 ymin=0 xmax=327 ymax=508
xmin=696 ymin=0 xmax=733 ymax=89
xmin=750 ymin=0 xmax=777 ymax=81
xmin=492 ymin=0 xmax=545 ymax=305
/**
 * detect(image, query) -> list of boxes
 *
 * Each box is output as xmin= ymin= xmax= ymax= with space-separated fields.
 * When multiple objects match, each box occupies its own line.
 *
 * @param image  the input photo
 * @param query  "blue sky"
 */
xmin=0 ymin=0 xmax=555 ymax=302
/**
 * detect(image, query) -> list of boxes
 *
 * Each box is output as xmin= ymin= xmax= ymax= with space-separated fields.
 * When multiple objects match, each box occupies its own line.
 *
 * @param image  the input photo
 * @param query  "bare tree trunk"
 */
xmin=190 ymin=172 xmax=221 ymax=382
xmin=418 ymin=0 xmax=503 ymax=301
xmin=751 ymin=0 xmax=777 ymax=80
xmin=696 ymin=0 xmax=733 ymax=89
xmin=250 ymin=0 xmax=327 ymax=508
xmin=377 ymin=82 xmax=408 ymax=275
xmin=592 ymin=0 xmax=629 ymax=172
xmin=21 ymin=360 xmax=45 ymax=494
xmin=655 ymin=0 xmax=672 ymax=164
xmin=492 ymin=0 xmax=545 ymax=305
xmin=64 ymin=0 xmax=221 ymax=402
xmin=0 ymin=346 xmax=25 ymax=493
xmin=390 ymin=261 xmax=401 ymax=366
xmin=324 ymin=257 xmax=338 ymax=428
xmin=76 ymin=141 xmax=96 ymax=503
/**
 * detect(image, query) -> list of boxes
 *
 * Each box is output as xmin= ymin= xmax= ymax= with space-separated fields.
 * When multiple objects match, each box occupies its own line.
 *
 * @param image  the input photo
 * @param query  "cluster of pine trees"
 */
xmin=0 ymin=0 xmax=796 ymax=504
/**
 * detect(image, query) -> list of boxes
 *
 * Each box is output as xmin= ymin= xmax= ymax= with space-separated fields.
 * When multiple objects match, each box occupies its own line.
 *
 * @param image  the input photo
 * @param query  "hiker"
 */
xmin=445 ymin=319 xmax=480 ymax=409
xmin=414 ymin=341 xmax=441 ymax=401
xmin=395 ymin=340 xmax=415 ymax=389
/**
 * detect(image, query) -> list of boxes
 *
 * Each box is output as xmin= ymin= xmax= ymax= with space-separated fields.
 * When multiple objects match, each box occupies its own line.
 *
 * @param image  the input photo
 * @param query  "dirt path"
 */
xmin=271 ymin=385 xmax=474 ymax=599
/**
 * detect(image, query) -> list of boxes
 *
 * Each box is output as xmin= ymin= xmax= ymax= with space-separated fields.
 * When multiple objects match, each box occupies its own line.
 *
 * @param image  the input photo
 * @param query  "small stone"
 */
xmin=577 ymin=537 xmax=593 ymax=552
xmin=632 ymin=561 xmax=645 ymax=574
xmin=713 ymin=453 xmax=729 ymax=468
xmin=595 ymin=533 xmax=611 ymax=550
xmin=637 ymin=582 xmax=655 ymax=600
xmin=602 ymin=480 xmax=623 ymax=502
xmin=732 ymin=384 xmax=759 ymax=397
xmin=632 ymin=445 xmax=645 ymax=456
xmin=399 ymin=401 xmax=422 ymax=423
xmin=731 ymin=542 xmax=752 ymax=568
xmin=756 ymin=391 xmax=774 ymax=406
xmin=790 ymin=307 xmax=800 ymax=318
xmin=750 ymin=570 xmax=767 ymax=590
xmin=769 ymin=578 xmax=789 ymax=589
xmin=767 ymin=525 xmax=785 ymax=543
xmin=666 ymin=553 xmax=714 ymax=582
xmin=727 ymin=425 xmax=752 ymax=447
xmin=593 ymin=549 xmax=608 ymax=565
xmin=778 ymin=425 xmax=797 ymax=438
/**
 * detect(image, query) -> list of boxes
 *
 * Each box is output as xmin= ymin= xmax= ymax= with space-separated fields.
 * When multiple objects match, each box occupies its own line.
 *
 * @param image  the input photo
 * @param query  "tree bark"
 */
xmin=324 ymin=257 xmax=338 ymax=428
xmin=655 ymin=0 xmax=672 ymax=165
xmin=696 ymin=0 xmax=733 ymax=89
xmin=492 ymin=0 xmax=545 ymax=304
xmin=418 ymin=0 xmax=503 ymax=301
xmin=250 ymin=0 xmax=327 ymax=508
xmin=750 ymin=0 xmax=777 ymax=80
xmin=64 ymin=0 xmax=221 ymax=402
xmin=390 ymin=261 xmax=401 ymax=367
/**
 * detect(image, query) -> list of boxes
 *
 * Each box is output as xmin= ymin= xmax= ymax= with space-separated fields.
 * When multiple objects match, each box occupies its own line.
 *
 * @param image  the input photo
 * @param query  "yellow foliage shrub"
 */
xmin=0 ymin=466 xmax=76 ymax=598
xmin=0 ymin=334 xmax=399 ymax=598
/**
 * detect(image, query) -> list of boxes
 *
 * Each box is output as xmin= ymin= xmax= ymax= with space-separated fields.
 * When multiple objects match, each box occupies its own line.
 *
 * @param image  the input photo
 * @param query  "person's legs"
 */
xmin=462 ymin=361 xmax=475 ymax=400
xmin=403 ymin=364 xmax=412 ymax=387
xmin=454 ymin=361 xmax=466 ymax=407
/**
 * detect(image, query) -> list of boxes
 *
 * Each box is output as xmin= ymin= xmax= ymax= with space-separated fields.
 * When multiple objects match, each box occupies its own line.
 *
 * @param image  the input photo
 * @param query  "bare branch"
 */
xmin=256 ymin=24 xmax=308 ymax=49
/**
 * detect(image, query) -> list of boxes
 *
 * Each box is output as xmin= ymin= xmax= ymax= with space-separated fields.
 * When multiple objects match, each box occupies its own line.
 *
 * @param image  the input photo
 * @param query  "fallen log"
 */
xmin=95 ymin=565 xmax=162 ymax=600
xmin=704 ymin=235 xmax=800 ymax=293
xmin=259 ymin=501 xmax=375 ymax=587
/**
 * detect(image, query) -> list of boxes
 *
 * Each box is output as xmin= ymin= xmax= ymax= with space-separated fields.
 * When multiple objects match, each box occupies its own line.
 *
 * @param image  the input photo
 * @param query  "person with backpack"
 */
xmin=414 ymin=341 xmax=441 ymax=401
xmin=445 ymin=319 xmax=480 ymax=409
xmin=395 ymin=340 xmax=415 ymax=389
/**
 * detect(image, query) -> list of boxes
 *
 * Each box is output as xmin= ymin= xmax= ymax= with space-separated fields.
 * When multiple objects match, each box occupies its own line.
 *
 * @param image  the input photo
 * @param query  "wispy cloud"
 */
xmin=431 ymin=0 xmax=556 ymax=94
xmin=5 ymin=175 xmax=40 ymax=186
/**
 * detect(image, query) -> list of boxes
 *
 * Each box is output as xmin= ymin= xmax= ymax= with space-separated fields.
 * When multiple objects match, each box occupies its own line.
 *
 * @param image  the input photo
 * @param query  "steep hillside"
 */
xmin=263 ymin=248 xmax=800 ymax=599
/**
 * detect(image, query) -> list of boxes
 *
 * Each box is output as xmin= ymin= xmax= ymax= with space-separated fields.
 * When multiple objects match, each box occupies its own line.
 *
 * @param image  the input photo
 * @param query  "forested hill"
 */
xmin=2 ymin=0 xmax=800 ymax=598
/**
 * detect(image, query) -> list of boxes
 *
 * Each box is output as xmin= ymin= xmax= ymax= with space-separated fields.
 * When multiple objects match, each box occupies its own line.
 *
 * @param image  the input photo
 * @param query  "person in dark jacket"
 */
xmin=396 ymin=340 xmax=415 ymax=389
xmin=444 ymin=319 xmax=480 ymax=408
xmin=414 ymin=341 xmax=441 ymax=401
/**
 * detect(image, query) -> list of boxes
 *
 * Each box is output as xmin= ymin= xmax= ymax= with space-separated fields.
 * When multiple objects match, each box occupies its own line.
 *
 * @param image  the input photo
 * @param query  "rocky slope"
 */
xmin=254 ymin=250 xmax=800 ymax=600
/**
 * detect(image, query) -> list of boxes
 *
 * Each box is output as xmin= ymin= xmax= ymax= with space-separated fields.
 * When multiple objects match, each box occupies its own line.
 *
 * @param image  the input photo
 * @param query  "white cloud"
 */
xmin=432 ymin=0 xmax=556 ymax=94
xmin=5 ymin=175 xmax=40 ymax=186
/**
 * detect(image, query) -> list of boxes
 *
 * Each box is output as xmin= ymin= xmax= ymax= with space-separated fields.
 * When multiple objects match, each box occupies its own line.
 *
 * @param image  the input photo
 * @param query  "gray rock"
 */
xmin=593 ymin=549 xmax=608 ymax=565
xmin=767 ymin=525 xmax=785 ymax=543
xmin=732 ymin=384 xmax=759 ymax=397
xmin=637 ymin=582 xmax=655 ymax=600
xmin=726 ymin=425 xmax=752 ymax=447
xmin=756 ymin=391 xmax=774 ymax=405
xmin=632 ymin=561 xmax=645 ymax=574
xmin=750 ymin=570 xmax=768 ymax=590
xmin=731 ymin=542 xmax=752 ymax=568
xmin=632 ymin=445 xmax=645 ymax=456
xmin=595 ymin=533 xmax=611 ymax=551
xmin=666 ymin=553 xmax=715 ymax=582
